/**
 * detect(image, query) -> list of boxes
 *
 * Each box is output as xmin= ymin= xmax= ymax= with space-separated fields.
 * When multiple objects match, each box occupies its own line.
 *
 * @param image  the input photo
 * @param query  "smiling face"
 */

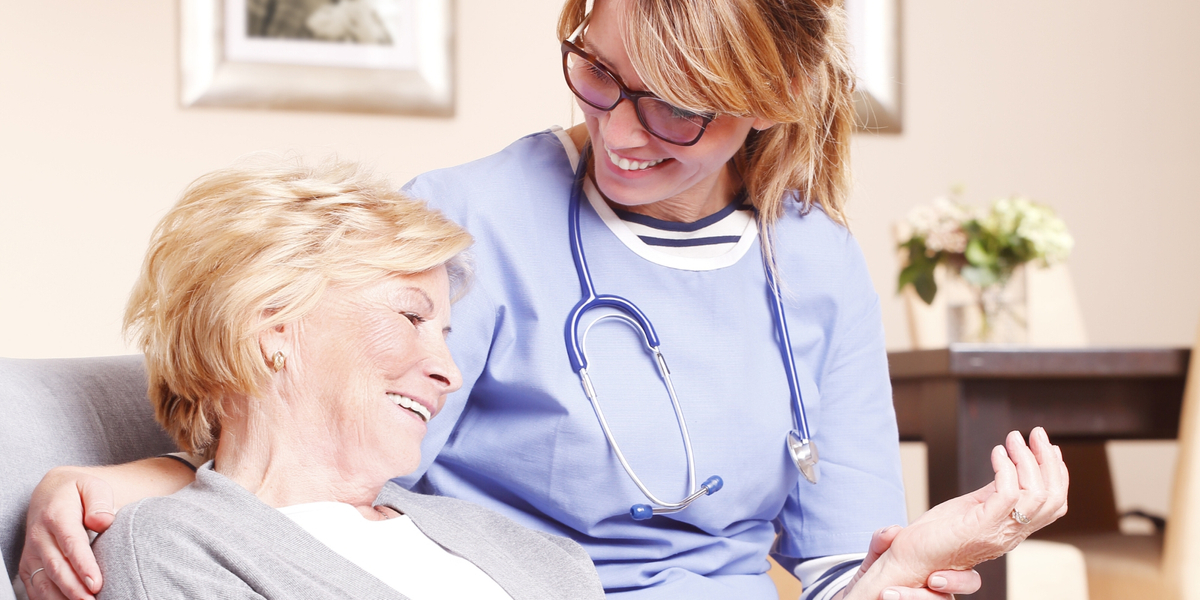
xmin=577 ymin=0 xmax=769 ymax=220
xmin=279 ymin=266 xmax=461 ymax=481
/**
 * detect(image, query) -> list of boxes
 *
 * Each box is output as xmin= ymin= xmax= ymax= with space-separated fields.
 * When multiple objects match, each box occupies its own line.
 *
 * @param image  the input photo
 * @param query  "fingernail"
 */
xmin=930 ymin=576 xmax=947 ymax=589
xmin=86 ymin=576 xmax=97 ymax=592
xmin=886 ymin=524 xmax=901 ymax=533
xmin=1055 ymin=445 xmax=1063 ymax=460
xmin=92 ymin=509 xmax=115 ymax=516
xmin=883 ymin=590 xmax=901 ymax=600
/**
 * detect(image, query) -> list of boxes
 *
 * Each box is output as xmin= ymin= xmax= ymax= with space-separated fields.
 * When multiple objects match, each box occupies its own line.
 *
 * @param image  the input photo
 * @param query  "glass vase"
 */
xmin=946 ymin=268 xmax=1028 ymax=344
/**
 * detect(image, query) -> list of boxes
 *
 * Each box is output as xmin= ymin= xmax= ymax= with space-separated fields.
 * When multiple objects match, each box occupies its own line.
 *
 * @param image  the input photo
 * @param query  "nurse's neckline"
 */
xmin=565 ymin=124 xmax=743 ymax=224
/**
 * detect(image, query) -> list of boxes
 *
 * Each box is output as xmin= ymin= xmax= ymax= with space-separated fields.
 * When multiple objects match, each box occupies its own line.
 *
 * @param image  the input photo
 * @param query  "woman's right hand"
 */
xmin=19 ymin=468 xmax=115 ymax=600
xmin=18 ymin=458 xmax=198 ymax=600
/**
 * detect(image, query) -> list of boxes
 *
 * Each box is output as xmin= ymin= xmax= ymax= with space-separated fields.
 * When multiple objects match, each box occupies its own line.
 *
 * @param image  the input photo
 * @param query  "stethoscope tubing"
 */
xmin=763 ymin=257 xmax=812 ymax=440
xmin=578 ymin=313 xmax=698 ymax=507
xmin=564 ymin=142 xmax=814 ymax=519
xmin=564 ymin=147 xmax=661 ymax=373
xmin=566 ymin=145 xmax=709 ymax=515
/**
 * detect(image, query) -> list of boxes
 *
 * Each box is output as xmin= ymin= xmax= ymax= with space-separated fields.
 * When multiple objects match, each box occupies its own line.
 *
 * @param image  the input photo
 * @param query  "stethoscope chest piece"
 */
xmin=787 ymin=430 xmax=819 ymax=484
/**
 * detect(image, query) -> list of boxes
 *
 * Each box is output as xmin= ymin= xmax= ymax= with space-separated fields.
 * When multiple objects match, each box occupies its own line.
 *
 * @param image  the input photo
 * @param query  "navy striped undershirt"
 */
xmin=611 ymin=195 xmax=755 ymax=258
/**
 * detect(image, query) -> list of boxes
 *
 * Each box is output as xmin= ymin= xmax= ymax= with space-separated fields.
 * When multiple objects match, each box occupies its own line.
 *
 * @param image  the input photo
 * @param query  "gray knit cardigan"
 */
xmin=93 ymin=465 xmax=604 ymax=599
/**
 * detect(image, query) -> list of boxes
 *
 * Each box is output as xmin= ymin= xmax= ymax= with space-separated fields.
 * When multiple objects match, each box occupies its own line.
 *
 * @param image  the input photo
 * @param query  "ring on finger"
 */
xmin=1011 ymin=508 xmax=1033 ymax=525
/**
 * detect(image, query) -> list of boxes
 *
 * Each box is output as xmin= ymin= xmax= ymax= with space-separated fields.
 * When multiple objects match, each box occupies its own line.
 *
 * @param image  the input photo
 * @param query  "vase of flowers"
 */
xmin=897 ymin=194 xmax=1074 ymax=343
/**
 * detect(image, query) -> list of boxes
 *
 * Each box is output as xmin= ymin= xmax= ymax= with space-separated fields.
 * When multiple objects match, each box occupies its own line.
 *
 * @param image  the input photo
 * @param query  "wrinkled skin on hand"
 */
xmin=835 ymin=427 xmax=1068 ymax=600
xmin=880 ymin=428 xmax=1068 ymax=587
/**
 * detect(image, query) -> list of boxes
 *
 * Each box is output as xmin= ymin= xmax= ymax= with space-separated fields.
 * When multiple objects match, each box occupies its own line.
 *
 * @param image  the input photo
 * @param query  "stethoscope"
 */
xmin=564 ymin=144 xmax=819 ymax=522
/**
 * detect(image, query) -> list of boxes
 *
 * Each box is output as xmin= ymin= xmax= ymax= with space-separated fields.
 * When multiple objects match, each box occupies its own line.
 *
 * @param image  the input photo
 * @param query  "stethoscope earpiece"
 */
xmin=629 ymin=475 xmax=724 ymax=521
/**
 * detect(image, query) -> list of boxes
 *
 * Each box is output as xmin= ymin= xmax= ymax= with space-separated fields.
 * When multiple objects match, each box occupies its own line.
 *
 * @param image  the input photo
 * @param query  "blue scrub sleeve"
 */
xmin=391 ymin=177 xmax=501 ymax=489
xmin=771 ymin=240 xmax=907 ymax=565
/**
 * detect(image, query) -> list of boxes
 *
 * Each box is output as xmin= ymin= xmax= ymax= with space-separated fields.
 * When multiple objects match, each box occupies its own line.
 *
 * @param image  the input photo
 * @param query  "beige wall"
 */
xmin=0 ymin=0 xmax=574 ymax=358
xmin=852 ymin=0 xmax=1200 ymax=349
xmin=2 ymin=0 xmax=1198 ymax=358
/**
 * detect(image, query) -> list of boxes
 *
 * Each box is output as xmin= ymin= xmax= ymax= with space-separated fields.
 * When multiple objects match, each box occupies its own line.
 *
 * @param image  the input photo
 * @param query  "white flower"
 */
xmin=906 ymin=204 xmax=939 ymax=236
xmin=984 ymin=196 xmax=1029 ymax=237
xmin=1014 ymin=201 xmax=1074 ymax=265
xmin=907 ymin=196 xmax=969 ymax=254
xmin=984 ymin=196 xmax=1074 ymax=265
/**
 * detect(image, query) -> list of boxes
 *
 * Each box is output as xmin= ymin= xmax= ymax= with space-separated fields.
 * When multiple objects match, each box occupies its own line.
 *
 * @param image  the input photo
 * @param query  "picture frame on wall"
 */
xmin=846 ymin=0 xmax=902 ymax=132
xmin=180 ymin=0 xmax=453 ymax=116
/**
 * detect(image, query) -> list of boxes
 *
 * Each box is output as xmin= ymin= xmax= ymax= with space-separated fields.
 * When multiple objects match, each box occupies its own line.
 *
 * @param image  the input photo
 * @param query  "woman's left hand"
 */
xmin=839 ymin=426 xmax=1068 ymax=599
xmin=884 ymin=427 xmax=1069 ymax=582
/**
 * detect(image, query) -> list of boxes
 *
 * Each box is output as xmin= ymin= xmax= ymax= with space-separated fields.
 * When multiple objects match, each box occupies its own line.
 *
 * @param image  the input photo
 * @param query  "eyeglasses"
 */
xmin=561 ymin=39 xmax=714 ymax=147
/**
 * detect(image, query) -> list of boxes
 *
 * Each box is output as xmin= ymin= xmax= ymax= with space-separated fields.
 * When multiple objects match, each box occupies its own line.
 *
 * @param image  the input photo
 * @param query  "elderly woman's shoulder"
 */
xmin=93 ymin=476 xmax=250 ymax=560
xmin=93 ymin=473 xmax=417 ymax=599
xmin=93 ymin=468 xmax=270 ymax=573
xmin=94 ymin=494 xmax=204 ymax=551
xmin=91 ymin=494 xmax=226 ymax=598
xmin=376 ymin=481 xmax=605 ymax=599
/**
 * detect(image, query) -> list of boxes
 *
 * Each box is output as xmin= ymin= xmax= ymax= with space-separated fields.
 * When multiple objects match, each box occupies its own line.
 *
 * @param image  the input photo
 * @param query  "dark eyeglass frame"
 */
xmin=560 ymin=39 xmax=714 ymax=147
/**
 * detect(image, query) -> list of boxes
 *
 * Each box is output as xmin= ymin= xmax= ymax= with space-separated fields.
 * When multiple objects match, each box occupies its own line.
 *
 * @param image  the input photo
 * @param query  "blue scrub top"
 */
xmin=396 ymin=129 xmax=906 ymax=599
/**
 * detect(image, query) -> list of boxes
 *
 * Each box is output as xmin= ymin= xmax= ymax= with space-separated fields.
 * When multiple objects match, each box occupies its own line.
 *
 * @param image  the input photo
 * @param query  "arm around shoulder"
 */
xmin=19 ymin=458 xmax=196 ymax=600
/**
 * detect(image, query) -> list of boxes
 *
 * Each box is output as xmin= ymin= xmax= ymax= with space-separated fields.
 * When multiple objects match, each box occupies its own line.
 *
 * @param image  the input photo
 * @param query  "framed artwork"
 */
xmin=846 ymin=0 xmax=902 ymax=132
xmin=180 ymin=0 xmax=454 ymax=115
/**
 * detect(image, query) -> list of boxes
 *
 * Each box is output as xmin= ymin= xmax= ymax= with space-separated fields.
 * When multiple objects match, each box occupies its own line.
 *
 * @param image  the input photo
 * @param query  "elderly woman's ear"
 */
xmin=258 ymin=323 xmax=292 ymax=374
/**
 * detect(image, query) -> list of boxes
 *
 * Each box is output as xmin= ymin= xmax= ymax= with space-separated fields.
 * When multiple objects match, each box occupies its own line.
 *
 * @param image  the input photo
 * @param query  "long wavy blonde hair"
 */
xmin=558 ymin=0 xmax=857 ymax=252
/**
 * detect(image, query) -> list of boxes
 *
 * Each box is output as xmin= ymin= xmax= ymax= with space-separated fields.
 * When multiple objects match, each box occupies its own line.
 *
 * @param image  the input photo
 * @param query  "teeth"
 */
xmin=606 ymin=148 xmax=665 ymax=171
xmin=387 ymin=393 xmax=430 ymax=423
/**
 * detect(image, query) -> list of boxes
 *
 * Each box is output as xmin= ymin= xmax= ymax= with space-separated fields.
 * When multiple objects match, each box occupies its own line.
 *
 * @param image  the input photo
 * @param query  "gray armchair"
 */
xmin=0 ymin=356 xmax=175 ymax=597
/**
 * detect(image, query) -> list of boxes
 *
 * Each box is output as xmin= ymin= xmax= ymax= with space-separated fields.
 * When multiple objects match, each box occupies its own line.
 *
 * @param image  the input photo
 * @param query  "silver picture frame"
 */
xmin=180 ymin=0 xmax=454 ymax=116
xmin=846 ymin=0 xmax=902 ymax=132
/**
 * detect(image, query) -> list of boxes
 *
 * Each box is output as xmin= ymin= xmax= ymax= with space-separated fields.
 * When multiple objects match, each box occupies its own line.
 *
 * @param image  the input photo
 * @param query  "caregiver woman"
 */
xmin=21 ymin=0 xmax=1068 ymax=598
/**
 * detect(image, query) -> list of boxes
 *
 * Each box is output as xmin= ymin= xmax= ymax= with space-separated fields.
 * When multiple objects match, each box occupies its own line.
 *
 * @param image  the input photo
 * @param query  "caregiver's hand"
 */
xmin=835 ymin=526 xmax=981 ymax=600
xmin=19 ymin=458 xmax=196 ymax=600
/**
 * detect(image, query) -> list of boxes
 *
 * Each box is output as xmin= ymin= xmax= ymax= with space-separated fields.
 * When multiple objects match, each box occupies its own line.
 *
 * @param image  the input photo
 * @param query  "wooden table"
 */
xmin=888 ymin=345 xmax=1190 ymax=600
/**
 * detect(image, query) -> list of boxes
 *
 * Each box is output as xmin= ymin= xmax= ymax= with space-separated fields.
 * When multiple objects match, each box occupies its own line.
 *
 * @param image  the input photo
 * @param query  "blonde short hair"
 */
xmin=124 ymin=158 xmax=473 ymax=459
xmin=558 ymin=0 xmax=856 ymax=254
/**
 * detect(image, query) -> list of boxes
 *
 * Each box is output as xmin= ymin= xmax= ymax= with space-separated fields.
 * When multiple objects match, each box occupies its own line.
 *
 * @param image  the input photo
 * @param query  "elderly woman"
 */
xmin=88 ymin=159 xmax=606 ymax=599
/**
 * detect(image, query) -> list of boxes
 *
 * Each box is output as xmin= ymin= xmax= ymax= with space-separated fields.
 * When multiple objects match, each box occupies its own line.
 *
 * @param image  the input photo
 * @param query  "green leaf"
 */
xmin=913 ymin=270 xmax=938 ymax=304
xmin=897 ymin=262 xmax=923 ymax=290
xmin=965 ymin=237 xmax=995 ymax=267
xmin=896 ymin=236 xmax=943 ymax=304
